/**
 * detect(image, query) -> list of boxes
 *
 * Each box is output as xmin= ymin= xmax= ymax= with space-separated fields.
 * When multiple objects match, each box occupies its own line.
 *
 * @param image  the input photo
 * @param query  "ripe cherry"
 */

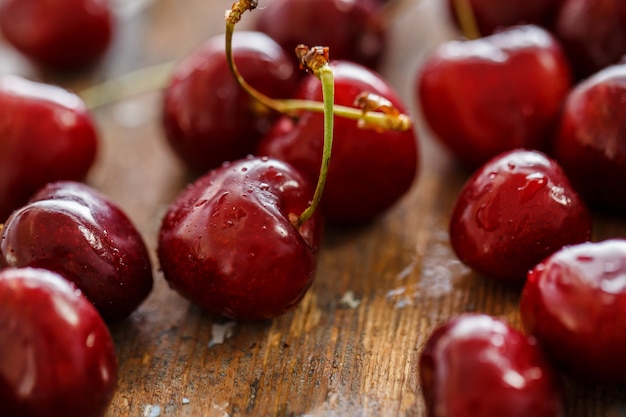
xmin=0 ymin=267 xmax=118 ymax=417
xmin=162 ymin=31 xmax=299 ymax=175
xmin=417 ymin=24 xmax=572 ymax=170
xmin=553 ymin=0 xmax=626 ymax=80
xmin=449 ymin=149 xmax=592 ymax=283
xmin=0 ymin=0 xmax=114 ymax=71
xmin=419 ymin=314 xmax=564 ymax=417
xmin=0 ymin=181 xmax=154 ymax=322
xmin=520 ymin=239 xmax=626 ymax=384
xmin=0 ymin=75 xmax=99 ymax=222
xmin=157 ymin=156 xmax=323 ymax=320
xmin=253 ymin=0 xmax=386 ymax=71
xmin=257 ymin=60 xmax=419 ymax=225
xmin=551 ymin=63 xmax=626 ymax=213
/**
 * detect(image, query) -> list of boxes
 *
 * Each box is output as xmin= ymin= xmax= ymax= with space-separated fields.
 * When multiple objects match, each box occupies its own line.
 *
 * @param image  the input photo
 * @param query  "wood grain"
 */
xmin=2 ymin=0 xmax=626 ymax=415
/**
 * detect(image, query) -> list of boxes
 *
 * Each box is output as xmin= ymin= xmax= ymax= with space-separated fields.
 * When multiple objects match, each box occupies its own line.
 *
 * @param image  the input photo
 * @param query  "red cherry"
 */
xmin=417 ymin=24 xmax=572 ymax=170
xmin=257 ymin=60 xmax=419 ymax=225
xmin=162 ymin=31 xmax=299 ymax=175
xmin=553 ymin=0 xmax=626 ymax=80
xmin=0 ymin=0 xmax=114 ymax=71
xmin=419 ymin=314 xmax=564 ymax=417
xmin=0 ymin=75 xmax=98 ymax=222
xmin=446 ymin=0 xmax=563 ymax=36
xmin=0 ymin=267 xmax=118 ymax=417
xmin=520 ymin=239 xmax=626 ymax=384
xmin=253 ymin=0 xmax=386 ymax=70
xmin=0 ymin=181 xmax=153 ymax=322
xmin=552 ymin=63 xmax=626 ymax=212
xmin=449 ymin=149 xmax=592 ymax=283
xmin=157 ymin=156 xmax=323 ymax=320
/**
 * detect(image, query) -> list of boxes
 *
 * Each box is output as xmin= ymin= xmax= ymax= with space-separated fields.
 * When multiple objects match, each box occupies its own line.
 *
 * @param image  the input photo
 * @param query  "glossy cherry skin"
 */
xmin=419 ymin=314 xmax=564 ymax=417
xmin=553 ymin=0 xmax=626 ymax=80
xmin=0 ymin=267 xmax=118 ymax=417
xmin=162 ymin=31 xmax=299 ymax=175
xmin=551 ymin=63 xmax=626 ymax=212
xmin=0 ymin=181 xmax=153 ymax=322
xmin=446 ymin=0 xmax=563 ymax=36
xmin=521 ymin=239 xmax=626 ymax=384
xmin=157 ymin=156 xmax=323 ymax=320
xmin=253 ymin=0 xmax=386 ymax=70
xmin=417 ymin=25 xmax=572 ymax=170
xmin=0 ymin=0 xmax=113 ymax=71
xmin=257 ymin=60 xmax=419 ymax=225
xmin=449 ymin=149 xmax=592 ymax=283
xmin=0 ymin=75 xmax=99 ymax=222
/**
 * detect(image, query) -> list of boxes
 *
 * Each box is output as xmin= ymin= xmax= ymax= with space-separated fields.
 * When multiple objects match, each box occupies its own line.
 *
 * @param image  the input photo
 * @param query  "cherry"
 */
xmin=449 ymin=149 xmax=592 ymax=283
xmin=0 ymin=75 xmax=98 ymax=222
xmin=419 ymin=314 xmax=564 ymax=417
xmin=446 ymin=0 xmax=563 ymax=37
xmin=257 ymin=60 xmax=419 ymax=225
xmin=417 ymin=24 xmax=572 ymax=170
xmin=162 ymin=30 xmax=299 ymax=175
xmin=0 ymin=0 xmax=114 ymax=71
xmin=553 ymin=0 xmax=626 ymax=80
xmin=157 ymin=156 xmax=323 ymax=320
xmin=0 ymin=181 xmax=153 ymax=322
xmin=253 ymin=0 xmax=386 ymax=71
xmin=520 ymin=239 xmax=626 ymax=384
xmin=0 ymin=267 xmax=117 ymax=417
xmin=551 ymin=63 xmax=626 ymax=213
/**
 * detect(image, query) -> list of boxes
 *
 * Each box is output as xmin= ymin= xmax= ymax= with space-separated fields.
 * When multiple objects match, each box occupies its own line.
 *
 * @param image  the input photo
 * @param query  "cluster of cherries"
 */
xmin=416 ymin=0 xmax=626 ymax=416
xmin=0 ymin=0 xmax=417 ymax=415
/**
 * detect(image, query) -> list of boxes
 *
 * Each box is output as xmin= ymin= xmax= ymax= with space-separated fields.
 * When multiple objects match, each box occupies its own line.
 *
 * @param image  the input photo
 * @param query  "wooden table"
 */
xmin=3 ymin=0 xmax=626 ymax=415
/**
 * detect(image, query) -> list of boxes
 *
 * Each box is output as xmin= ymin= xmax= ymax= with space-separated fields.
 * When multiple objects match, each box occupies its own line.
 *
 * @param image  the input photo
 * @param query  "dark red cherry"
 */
xmin=449 ymin=149 xmax=592 ymax=283
xmin=553 ymin=0 xmax=626 ymax=80
xmin=253 ymin=0 xmax=386 ymax=70
xmin=419 ymin=314 xmax=564 ymax=417
xmin=520 ymin=239 xmax=626 ymax=384
xmin=0 ymin=181 xmax=153 ymax=322
xmin=157 ymin=156 xmax=322 ymax=320
xmin=0 ymin=75 xmax=98 ymax=222
xmin=162 ymin=31 xmax=299 ymax=175
xmin=551 ymin=63 xmax=626 ymax=213
xmin=446 ymin=0 xmax=563 ymax=36
xmin=417 ymin=25 xmax=572 ymax=170
xmin=0 ymin=0 xmax=114 ymax=71
xmin=0 ymin=267 xmax=117 ymax=417
xmin=257 ymin=60 xmax=419 ymax=225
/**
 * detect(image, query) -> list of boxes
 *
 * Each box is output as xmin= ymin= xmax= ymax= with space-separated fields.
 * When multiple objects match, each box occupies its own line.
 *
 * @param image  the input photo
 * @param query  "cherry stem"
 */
xmin=79 ymin=61 xmax=176 ymax=110
xmin=224 ymin=0 xmax=411 ymax=132
xmin=451 ymin=0 xmax=480 ymax=40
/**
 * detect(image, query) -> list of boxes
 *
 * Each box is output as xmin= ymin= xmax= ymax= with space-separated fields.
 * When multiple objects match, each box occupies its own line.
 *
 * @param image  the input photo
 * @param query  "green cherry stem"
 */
xmin=224 ymin=0 xmax=411 ymax=132
xmin=452 ymin=0 xmax=481 ymax=40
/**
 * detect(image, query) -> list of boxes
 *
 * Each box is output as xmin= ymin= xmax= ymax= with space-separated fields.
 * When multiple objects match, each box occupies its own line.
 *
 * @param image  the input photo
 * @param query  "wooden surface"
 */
xmin=3 ymin=0 xmax=626 ymax=415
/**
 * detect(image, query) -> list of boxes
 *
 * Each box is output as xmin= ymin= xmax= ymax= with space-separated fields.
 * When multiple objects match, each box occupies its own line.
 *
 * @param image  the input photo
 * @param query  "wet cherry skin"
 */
xmin=157 ymin=156 xmax=323 ymax=320
xmin=446 ymin=0 xmax=563 ymax=36
xmin=551 ymin=63 xmax=626 ymax=213
xmin=0 ymin=181 xmax=154 ymax=322
xmin=417 ymin=25 xmax=572 ymax=170
xmin=419 ymin=314 xmax=564 ymax=417
xmin=0 ymin=0 xmax=114 ymax=71
xmin=257 ymin=60 xmax=419 ymax=225
xmin=253 ymin=0 xmax=386 ymax=71
xmin=0 ymin=267 xmax=118 ymax=417
xmin=449 ymin=149 xmax=592 ymax=283
xmin=162 ymin=31 xmax=299 ymax=175
xmin=553 ymin=0 xmax=626 ymax=80
xmin=520 ymin=239 xmax=626 ymax=384
xmin=0 ymin=75 xmax=98 ymax=222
